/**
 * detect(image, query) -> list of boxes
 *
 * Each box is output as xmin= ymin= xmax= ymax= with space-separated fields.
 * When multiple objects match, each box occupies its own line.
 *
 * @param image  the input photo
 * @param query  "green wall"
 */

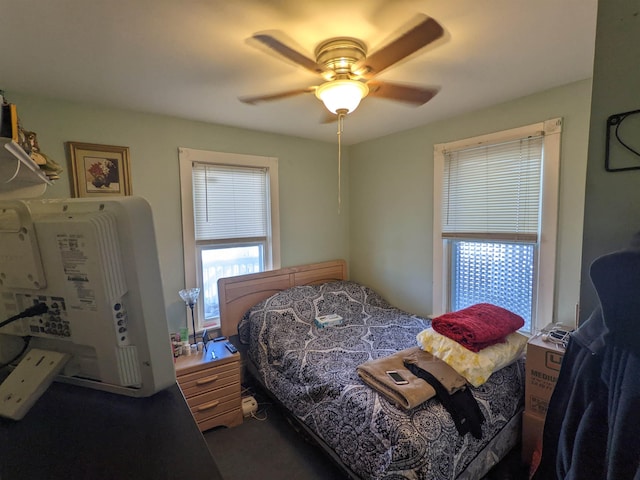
xmin=580 ymin=0 xmax=640 ymax=321
xmin=10 ymin=93 xmax=350 ymax=332
xmin=9 ymin=77 xmax=593 ymax=334
xmin=349 ymin=79 xmax=593 ymax=328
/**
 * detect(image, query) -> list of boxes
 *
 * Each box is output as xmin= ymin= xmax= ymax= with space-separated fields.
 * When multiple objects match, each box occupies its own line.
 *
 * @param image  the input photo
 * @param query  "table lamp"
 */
xmin=179 ymin=288 xmax=200 ymax=345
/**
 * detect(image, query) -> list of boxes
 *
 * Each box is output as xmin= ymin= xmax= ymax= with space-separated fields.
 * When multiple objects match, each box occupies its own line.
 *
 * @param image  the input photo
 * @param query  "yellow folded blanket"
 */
xmin=356 ymin=347 xmax=467 ymax=410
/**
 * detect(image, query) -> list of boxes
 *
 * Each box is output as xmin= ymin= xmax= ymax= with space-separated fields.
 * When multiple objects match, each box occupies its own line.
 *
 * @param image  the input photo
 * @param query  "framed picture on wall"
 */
xmin=68 ymin=142 xmax=132 ymax=197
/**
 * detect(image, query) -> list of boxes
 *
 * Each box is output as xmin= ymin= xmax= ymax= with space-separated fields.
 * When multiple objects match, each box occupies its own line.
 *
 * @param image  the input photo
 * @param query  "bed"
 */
xmin=218 ymin=260 xmax=525 ymax=479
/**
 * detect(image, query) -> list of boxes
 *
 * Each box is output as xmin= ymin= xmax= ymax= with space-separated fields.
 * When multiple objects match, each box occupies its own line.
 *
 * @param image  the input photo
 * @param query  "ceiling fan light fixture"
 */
xmin=315 ymin=79 xmax=369 ymax=114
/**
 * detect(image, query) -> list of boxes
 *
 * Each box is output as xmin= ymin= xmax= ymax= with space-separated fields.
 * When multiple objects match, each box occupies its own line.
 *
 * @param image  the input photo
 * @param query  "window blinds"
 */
xmin=441 ymin=136 xmax=543 ymax=241
xmin=192 ymin=163 xmax=268 ymax=241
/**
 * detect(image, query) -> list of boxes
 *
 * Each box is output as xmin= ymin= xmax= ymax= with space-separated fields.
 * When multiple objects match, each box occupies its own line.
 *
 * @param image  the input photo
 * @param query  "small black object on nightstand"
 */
xmin=225 ymin=342 xmax=238 ymax=354
xmin=201 ymin=329 xmax=211 ymax=344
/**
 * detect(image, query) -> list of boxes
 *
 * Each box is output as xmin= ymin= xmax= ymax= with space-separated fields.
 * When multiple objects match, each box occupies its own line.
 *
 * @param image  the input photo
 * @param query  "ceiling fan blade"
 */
xmin=367 ymin=81 xmax=439 ymax=105
xmin=356 ymin=15 xmax=444 ymax=78
xmin=252 ymin=34 xmax=324 ymax=75
xmin=239 ymin=87 xmax=316 ymax=105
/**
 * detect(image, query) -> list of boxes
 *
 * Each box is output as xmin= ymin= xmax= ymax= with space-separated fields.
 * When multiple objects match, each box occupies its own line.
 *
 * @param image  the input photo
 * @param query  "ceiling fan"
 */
xmin=240 ymin=14 xmax=445 ymax=118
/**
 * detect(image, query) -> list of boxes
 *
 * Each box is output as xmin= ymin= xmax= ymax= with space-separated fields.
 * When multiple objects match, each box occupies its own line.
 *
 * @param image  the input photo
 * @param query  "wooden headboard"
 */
xmin=217 ymin=259 xmax=347 ymax=337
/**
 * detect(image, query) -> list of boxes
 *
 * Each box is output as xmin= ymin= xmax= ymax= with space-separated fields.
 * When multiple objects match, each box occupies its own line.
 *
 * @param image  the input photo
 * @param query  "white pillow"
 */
xmin=416 ymin=327 xmax=527 ymax=387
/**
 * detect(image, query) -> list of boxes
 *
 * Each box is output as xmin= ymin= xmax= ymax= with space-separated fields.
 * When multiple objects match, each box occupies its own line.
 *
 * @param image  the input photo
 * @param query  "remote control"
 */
xmin=213 ymin=336 xmax=227 ymax=342
xmin=225 ymin=342 xmax=238 ymax=354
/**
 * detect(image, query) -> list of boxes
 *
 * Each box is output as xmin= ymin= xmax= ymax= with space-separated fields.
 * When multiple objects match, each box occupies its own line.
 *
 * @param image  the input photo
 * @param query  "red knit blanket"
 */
xmin=431 ymin=303 xmax=524 ymax=352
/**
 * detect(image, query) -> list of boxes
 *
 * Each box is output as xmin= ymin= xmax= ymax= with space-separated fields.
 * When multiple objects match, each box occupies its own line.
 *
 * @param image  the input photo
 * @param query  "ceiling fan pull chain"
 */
xmin=337 ymin=112 xmax=345 ymax=214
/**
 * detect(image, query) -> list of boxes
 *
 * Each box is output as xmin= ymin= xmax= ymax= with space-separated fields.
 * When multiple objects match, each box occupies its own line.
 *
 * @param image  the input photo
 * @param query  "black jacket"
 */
xmin=532 ymin=248 xmax=640 ymax=480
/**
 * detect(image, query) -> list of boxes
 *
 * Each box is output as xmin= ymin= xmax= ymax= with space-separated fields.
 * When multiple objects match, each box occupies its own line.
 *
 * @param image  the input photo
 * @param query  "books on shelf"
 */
xmin=0 ymin=103 xmax=18 ymax=142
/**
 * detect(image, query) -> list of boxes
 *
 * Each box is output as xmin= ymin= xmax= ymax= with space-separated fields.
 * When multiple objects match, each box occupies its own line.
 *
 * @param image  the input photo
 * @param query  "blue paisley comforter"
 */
xmin=238 ymin=281 xmax=524 ymax=479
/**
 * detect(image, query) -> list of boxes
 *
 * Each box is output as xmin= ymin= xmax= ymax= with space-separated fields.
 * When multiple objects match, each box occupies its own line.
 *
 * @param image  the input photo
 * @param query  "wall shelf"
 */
xmin=0 ymin=137 xmax=51 ymax=199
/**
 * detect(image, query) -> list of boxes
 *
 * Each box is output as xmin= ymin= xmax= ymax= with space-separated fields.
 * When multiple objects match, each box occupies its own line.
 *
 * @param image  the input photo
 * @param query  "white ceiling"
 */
xmin=1 ymin=0 xmax=598 ymax=145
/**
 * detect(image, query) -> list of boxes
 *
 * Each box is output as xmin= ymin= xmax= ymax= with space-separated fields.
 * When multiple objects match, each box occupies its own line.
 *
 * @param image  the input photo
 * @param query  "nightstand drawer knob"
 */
xmin=196 ymin=374 xmax=219 ymax=386
xmin=197 ymin=400 xmax=220 ymax=412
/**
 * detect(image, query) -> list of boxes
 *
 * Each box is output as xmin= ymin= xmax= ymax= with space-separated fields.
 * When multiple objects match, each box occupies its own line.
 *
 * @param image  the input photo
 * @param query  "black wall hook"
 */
xmin=605 ymin=108 xmax=640 ymax=172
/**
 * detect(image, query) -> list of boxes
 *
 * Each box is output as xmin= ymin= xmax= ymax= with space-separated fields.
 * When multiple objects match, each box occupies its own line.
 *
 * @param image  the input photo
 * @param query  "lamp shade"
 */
xmin=179 ymin=288 xmax=200 ymax=307
xmin=315 ymin=79 xmax=369 ymax=114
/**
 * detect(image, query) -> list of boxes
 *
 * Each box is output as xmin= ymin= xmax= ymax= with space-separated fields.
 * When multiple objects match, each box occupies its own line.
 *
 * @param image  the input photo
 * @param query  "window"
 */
xmin=433 ymin=119 xmax=561 ymax=333
xmin=179 ymin=148 xmax=280 ymax=332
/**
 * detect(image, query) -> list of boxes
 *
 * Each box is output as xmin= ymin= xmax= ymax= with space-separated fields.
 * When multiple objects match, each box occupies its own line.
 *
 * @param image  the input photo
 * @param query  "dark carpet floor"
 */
xmin=204 ymin=384 xmax=529 ymax=480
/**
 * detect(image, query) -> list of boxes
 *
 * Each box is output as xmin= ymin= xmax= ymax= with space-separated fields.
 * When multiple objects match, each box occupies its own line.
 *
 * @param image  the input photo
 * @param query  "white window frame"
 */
xmin=433 ymin=119 xmax=561 ymax=333
xmin=178 ymin=147 xmax=281 ymax=333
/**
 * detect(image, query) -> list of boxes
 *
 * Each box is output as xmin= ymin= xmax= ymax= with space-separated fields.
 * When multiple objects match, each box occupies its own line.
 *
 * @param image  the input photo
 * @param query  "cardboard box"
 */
xmin=524 ymin=331 xmax=566 ymax=418
xmin=522 ymin=410 xmax=545 ymax=464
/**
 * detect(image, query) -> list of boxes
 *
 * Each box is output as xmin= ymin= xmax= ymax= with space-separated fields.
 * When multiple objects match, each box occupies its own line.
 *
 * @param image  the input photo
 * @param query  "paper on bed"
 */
xmin=356 ymin=347 xmax=466 ymax=410
xmin=314 ymin=313 xmax=343 ymax=328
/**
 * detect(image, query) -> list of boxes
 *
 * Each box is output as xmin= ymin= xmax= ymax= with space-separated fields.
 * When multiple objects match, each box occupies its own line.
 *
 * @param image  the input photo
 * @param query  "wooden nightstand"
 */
xmin=175 ymin=341 xmax=242 ymax=432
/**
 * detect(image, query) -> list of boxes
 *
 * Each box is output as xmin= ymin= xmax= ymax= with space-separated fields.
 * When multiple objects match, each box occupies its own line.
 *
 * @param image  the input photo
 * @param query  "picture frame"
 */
xmin=68 ymin=142 xmax=132 ymax=197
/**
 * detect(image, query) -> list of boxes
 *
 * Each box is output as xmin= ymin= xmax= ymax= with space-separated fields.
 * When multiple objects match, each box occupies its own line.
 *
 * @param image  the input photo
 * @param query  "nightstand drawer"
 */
xmin=198 ymin=408 xmax=243 ymax=431
xmin=188 ymin=386 xmax=240 ymax=423
xmin=177 ymin=358 xmax=238 ymax=383
xmin=178 ymin=368 xmax=240 ymax=397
